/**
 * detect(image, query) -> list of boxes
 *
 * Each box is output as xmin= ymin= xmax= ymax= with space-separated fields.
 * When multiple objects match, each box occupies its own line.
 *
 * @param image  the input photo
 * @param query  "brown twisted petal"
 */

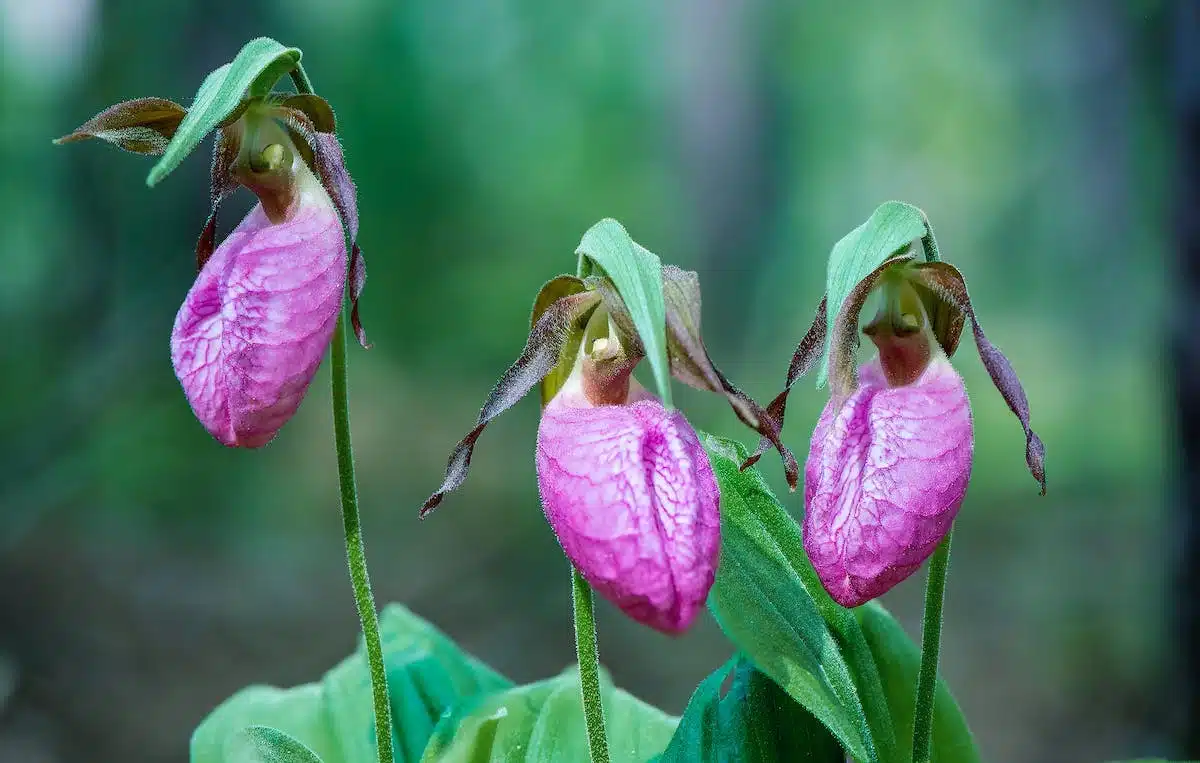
xmin=908 ymin=261 xmax=1047 ymax=495
xmin=196 ymin=126 xmax=241 ymax=271
xmin=744 ymin=253 xmax=917 ymax=474
xmin=279 ymin=105 xmax=371 ymax=347
xmin=742 ymin=296 xmax=826 ymax=472
xmin=420 ymin=290 xmax=604 ymax=517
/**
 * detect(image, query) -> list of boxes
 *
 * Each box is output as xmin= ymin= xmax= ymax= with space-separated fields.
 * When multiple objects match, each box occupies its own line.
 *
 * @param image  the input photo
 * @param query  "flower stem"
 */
xmin=331 ymin=311 xmax=394 ymax=763
xmin=571 ymin=565 xmax=610 ymax=763
xmin=912 ymin=529 xmax=953 ymax=763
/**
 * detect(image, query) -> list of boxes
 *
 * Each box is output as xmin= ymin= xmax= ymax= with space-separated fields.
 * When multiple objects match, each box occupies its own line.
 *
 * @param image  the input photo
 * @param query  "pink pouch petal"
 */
xmin=536 ymin=390 xmax=721 ymax=634
xmin=170 ymin=174 xmax=346 ymax=447
xmin=804 ymin=357 xmax=972 ymax=607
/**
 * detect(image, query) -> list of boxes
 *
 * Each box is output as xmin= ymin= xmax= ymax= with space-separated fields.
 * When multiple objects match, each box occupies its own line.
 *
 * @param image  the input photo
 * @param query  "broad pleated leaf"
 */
xmin=656 ymin=656 xmax=843 ymax=762
xmin=191 ymin=605 xmax=512 ymax=763
xmin=703 ymin=434 xmax=879 ymax=763
xmin=421 ymin=666 xmax=677 ymax=762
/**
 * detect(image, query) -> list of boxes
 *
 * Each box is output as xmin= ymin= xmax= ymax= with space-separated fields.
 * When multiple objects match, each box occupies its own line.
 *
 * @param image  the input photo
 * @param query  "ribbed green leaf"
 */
xmin=147 ymin=37 xmax=301 ymax=187
xmin=421 ymin=666 xmax=677 ymax=762
xmin=817 ymin=201 xmax=928 ymax=387
xmin=703 ymin=434 xmax=878 ymax=763
xmin=226 ymin=726 xmax=324 ymax=763
xmin=656 ymin=656 xmax=843 ymax=762
xmin=576 ymin=219 xmax=673 ymax=407
xmin=191 ymin=604 xmax=512 ymax=763
xmin=854 ymin=602 xmax=980 ymax=763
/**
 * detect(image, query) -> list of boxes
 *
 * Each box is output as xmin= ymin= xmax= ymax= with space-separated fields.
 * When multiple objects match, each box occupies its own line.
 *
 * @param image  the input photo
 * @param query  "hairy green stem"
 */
xmin=919 ymin=212 xmax=941 ymax=264
xmin=290 ymin=65 xmax=315 ymax=96
xmin=912 ymin=529 xmax=953 ymax=763
xmin=332 ymin=312 xmax=394 ymax=763
xmin=571 ymin=566 xmax=610 ymax=763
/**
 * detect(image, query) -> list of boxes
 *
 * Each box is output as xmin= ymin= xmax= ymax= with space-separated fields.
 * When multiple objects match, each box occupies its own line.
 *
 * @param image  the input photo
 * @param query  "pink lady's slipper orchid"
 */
xmin=536 ymin=333 xmax=720 ymax=634
xmin=804 ymin=279 xmax=973 ymax=606
xmin=746 ymin=245 xmax=1046 ymax=608
xmin=58 ymin=93 xmax=369 ymax=447
xmin=421 ymin=241 xmax=797 ymax=634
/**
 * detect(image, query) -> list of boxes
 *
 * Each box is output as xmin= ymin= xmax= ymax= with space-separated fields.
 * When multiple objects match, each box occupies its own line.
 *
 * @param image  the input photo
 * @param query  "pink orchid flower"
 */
xmin=536 ymin=351 xmax=721 ymax=634
xmin=170 ymin=146 xmax=345 ymax=447
xmin=58 ymin=95 xmax=368 ymax=447
xmin=750 ymin=255 xmax=1045 ymax=608
xmin=422 ymin=260 xmax=796 ymax=634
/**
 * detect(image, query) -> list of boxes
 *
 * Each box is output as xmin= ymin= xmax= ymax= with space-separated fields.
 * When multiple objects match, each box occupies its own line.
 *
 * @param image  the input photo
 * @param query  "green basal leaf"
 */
xmin=421 ymin=666 xmax=677 ymax=762
xmin=191 ymin=604 xmax=512 ymax=763
xmin=227 ymin=726 xmax=324 ymax=763
xmin=854 ymin=602 xmax=980 ymax=763
xmin=656 ymin=656 xmax=843 ymax=762
xmin=148 ymin=37 xmax=301 ymax=187
xmin=702 ymin=434 xmax=878 ymax=763
xmin=576 ymin=219 xmax=673 ymax=407
xmin=817 ymin=201 xmax=928 ymax=387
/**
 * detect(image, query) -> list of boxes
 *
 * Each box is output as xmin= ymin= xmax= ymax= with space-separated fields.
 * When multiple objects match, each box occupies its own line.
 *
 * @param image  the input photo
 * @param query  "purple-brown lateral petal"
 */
xmin=909 ymin=262 xmax=1047 ymax=494
xmin=590 ymin=269 xmax=799 ymax=489
xmin=170 ymin=162 xmax=346 ymax=447
xmin=804 ymin=357 xmax=973 ymax=607
xmin=743 ymin=296 xmax=827 ymax=471
xmin=196 ymin=127 xmax=241 ymax=271
xmin=280 ymin=106 xmax=371 ymax=347
xmin=536 ymin=383 xmax=720 ymax=634
xmin=420 ymin=291 xmax=603 ymax=517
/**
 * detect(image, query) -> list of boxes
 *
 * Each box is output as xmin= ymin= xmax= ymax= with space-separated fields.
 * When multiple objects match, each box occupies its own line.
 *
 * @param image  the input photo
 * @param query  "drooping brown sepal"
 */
xmin=277 ymin=101 xmax=371 ymax=347
xmin=55 ymin=98 xmax=187 ymax=155
xmin=909 ymin=261 xmax=1047 ymax=494
xmin=590 ymin=267 xmax=799 ymax=490
xmin=420 ymin=290 xmax=603 ymax=517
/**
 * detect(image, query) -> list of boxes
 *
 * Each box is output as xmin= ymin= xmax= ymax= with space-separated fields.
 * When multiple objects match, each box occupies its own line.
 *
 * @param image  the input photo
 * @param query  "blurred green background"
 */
xmin=0 ymin=0 xmax=1178 ymax=761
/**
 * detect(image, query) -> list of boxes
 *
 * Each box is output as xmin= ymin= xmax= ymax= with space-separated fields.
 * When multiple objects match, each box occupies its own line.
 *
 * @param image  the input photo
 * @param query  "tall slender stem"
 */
xmin=571 ymin=565 xmax=611 ymax=763
xmin=912 ymin=529 xmax=953 ymax=763
xmin=565 ymin=261 xmax=610 ymax=763
xmin=331 ymin=311 xmax=394 ymax=763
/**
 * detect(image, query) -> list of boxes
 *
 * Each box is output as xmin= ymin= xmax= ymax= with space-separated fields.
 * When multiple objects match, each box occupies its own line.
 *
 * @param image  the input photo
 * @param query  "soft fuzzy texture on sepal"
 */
xmin=803 ymin=356 xmax=972 ymax=607
xmin=170 ymin=162 xmax=346 ymax=447
xmin=536 ymin=379 xmax=720 ymax=634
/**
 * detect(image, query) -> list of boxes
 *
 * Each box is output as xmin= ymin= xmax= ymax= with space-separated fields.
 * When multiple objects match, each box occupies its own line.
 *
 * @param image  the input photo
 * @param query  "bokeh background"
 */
xmin=0 ymin=1 xmax=1185 ymax=761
